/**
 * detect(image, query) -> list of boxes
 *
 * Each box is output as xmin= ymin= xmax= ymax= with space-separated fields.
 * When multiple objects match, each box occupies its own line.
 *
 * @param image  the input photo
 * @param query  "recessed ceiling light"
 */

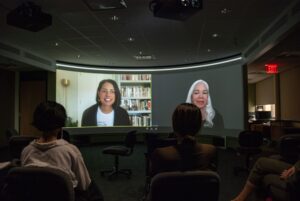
xmin=212 ymin=33 xmax=219 ymax=38
xmin=127 ymin=37 xmax=135 ymax=42
xmin=134 ymin=54 xmax=156 ymax=60
xmin=111 ymin=15 xmax=119 ymax=21
xmin=55 ymin=42 xmax=59 ymax=46
xmin=207 ymin=49 xmax=211 ymax=52
xmin=221 ymin=8 xmax=231 ymax=14
xmin=77 ymin=55 xmax=81 ymax=58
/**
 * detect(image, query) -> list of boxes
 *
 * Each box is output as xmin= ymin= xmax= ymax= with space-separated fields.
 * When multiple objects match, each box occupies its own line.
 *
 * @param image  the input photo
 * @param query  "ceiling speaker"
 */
xmin=6 ymin=1 xmax=52 ymax=32
xmin=149 ymin=0 xmax=203 ymax=21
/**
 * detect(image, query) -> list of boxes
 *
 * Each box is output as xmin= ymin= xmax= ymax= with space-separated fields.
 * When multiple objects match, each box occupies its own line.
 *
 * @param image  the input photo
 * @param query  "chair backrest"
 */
xmin=124 ymin=130 xmax=137 ymax=150
xmin=238 ymin=130 xmax=263 ymax=147
xmin=8 ymin=136 xmax=38 ymax=159
xmin=1 ymin=166 xmax=75 ymax=201
xmin=149 ymin=170 xmax=220 ymax=201
xmin=279 ymin=134 xmax=300 ymax=164
xmin=5 ymin=129 xmax=19 ymax=142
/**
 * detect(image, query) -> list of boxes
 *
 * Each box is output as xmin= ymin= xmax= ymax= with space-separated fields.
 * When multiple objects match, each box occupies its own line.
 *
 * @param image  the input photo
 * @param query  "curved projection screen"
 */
xmin=56 ymin=61 xmax=245 ymax=137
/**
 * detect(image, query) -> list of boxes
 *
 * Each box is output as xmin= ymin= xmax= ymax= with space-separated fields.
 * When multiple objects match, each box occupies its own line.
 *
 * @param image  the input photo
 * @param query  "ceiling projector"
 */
xmin=6 ymin=1 xmax=52 ymax=32
xmin=149 ymin=0 xmax=203 ymax=21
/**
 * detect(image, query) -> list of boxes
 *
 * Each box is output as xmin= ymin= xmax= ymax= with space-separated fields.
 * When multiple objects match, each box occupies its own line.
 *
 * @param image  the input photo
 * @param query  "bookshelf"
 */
xmin=119 ymin=74 xmax=151 ymax=126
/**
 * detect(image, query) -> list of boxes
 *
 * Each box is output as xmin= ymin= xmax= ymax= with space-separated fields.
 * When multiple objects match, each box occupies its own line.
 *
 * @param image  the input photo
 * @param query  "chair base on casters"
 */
xmin=100 ymin=155 xmax=132 ymax=179
xmin=100 ymin=168 xmax=132 ymax=179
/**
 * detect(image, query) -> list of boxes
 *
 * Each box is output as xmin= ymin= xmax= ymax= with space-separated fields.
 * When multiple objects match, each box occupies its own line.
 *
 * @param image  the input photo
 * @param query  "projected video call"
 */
xmin=56 ymin=61 xmax=245 ymax=137
xmin=56 ymin=71 xmax=152 ymax=127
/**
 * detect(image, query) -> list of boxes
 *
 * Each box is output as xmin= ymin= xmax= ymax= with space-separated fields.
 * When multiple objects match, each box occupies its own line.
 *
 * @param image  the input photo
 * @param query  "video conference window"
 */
xmin=57 ymin=61 xmax=245 ymax=137
xmin=56 ymin=70 xmax=152 ymax=127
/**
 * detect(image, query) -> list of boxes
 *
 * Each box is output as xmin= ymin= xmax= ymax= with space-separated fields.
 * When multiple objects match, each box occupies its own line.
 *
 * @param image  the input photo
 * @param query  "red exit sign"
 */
xmin=265 ymin=64 xmax=278 ymax=74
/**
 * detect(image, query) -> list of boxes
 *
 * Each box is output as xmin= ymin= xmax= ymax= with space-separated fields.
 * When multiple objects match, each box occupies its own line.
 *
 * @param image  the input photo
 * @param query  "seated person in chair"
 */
xmin=150 ymin=103 xmax=216 ymax=177
xmin=232 ymin=157 xmax=300 ymax=201
xmin=21 ymin=101 xmax=103 ymax=201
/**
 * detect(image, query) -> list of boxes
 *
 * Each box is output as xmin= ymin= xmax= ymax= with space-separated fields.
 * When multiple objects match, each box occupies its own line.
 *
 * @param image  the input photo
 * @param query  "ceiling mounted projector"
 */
xmin=6 ymin=1 xmax=52 ymax=32
xmin=149 ymin=0 xmax=203 ymax=21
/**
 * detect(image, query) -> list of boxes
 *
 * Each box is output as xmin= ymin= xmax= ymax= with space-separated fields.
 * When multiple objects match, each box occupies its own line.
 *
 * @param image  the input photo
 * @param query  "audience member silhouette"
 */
xmin=150 ymin=103 xmax=216 ymax=177
xmin=232 ymin=157 xmax=300 ymax=201
xmin=21 ymin=101 xmax=104 ymax=201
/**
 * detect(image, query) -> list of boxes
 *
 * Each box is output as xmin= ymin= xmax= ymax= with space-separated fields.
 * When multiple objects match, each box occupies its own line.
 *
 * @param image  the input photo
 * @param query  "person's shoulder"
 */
xmin=115 ymin=106 xmax=130 ymax=118
xmin=82 ymin=104 xmax=98 ymax=116
xmin=57 ymin=139 xmax=81 ymax=152
xmin=196 ymin=143 xmax=216 ymax=154
xmin=84 ymin=104 xmax=98 ymax=112
xmin=152 ymin=146 xmax=176 ymax=158
xmin=115 ymin=106 xmax=128 ymax=113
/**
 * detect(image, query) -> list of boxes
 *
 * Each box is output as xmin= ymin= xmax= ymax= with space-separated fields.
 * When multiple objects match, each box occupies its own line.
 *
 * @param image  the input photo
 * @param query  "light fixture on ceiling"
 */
xmin=110 ymin=15 xmax=119 ymax=21
xmin=207 ymin=49 xmax=211 ymax=52
xmin=55 ymin=42 xmax=59 ymax=46
xmin=77 ymin=55 xmax=81 ymax=59
xmin=221 ymin=8 xmax=231 ymax=14
xmin=212 ymin=33 xmax=219 ymax=38
xmin=134 ymin=51 xmax=155 ymax=60
xmin=127 ymin=37 xmax=135 ymax=42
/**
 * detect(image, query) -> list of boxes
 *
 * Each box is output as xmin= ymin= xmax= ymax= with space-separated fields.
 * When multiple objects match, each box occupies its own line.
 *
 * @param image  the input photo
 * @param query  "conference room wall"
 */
xmin=254 ymin=67 xmax=300 ymax=121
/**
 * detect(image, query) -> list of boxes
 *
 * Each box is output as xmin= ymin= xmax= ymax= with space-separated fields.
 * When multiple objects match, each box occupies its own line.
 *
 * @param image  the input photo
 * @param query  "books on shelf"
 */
xmin=130 ymin=115 xmax=151 ymax=126
xmin=121 ymin=99 xmax=151 ymax=111
xmin=121 ymin=86 xmax=151 ymax=98
xmin=120 ymin=74 xmax=151 ymax=81
xmin=119 ymin=74 xmax=152 ymax=126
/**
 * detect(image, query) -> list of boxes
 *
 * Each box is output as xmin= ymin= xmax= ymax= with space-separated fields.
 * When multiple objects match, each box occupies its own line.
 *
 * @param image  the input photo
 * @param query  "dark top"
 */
xmin=81 ymin=104 xmax=130 ymax=126
xmin=212 ymin=110 xmax=224 ymax=130
xmin=150 ymin=142 xmax=216 ymax=177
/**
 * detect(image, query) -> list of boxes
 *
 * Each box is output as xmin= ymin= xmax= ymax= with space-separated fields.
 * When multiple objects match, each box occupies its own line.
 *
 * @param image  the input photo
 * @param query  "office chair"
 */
xmin=148 ymin=170 xmax=220 ymax=201
xmin=144 ymin=133 xmax=177 ymax=194
xmin=8 ymin=136 xmax=38 ymax=159
xmin=278 ymin=134 xmax=300 ymax=164
xmin=234 ymin=130 xmax=264 ymax=175
xmin=1 ymin=166 xmax=74 ymax=201
xmin=100 ymin=130 xmax=137 ymax=179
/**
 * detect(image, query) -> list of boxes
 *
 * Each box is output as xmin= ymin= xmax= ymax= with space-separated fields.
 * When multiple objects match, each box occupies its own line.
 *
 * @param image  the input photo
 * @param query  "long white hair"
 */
xmin=186 ymin=80 xmax=215 ymax=128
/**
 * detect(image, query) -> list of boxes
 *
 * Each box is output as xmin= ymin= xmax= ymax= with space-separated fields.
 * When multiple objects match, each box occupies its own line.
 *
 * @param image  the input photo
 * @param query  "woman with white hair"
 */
xmin=186 ymin=80 xmax=215 ymax=128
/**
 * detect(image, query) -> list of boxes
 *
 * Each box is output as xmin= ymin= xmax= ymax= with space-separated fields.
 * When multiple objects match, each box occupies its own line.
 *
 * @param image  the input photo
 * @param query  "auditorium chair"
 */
xmin=148 ymin=170 xmax=220 ymax=201
xmin=0 ymin=166 xmax=74 ymax=201
xmin=8 ymin=135 xmax=38 ymax=160
xmin=234 ymin=130 xmax=264 ymax=175
xmin=100 ymin=130 xmax=137 ymax=179
xmin=278 ymin=134 xmax=300 ymax=164
xmin=5 ymin=129 xmax=18 ymax=143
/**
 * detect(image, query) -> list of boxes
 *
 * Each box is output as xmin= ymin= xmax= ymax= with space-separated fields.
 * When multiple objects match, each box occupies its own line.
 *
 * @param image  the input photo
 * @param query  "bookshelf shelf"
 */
xmin=127 ymin=110 xmax=151 ymax=114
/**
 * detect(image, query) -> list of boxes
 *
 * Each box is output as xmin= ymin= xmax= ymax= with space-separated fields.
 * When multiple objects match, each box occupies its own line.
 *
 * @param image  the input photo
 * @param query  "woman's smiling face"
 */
xmin=98 ymin=82 xmax=116 ymax=107
xmin=191 ymin=82 xmax=208 ymax=109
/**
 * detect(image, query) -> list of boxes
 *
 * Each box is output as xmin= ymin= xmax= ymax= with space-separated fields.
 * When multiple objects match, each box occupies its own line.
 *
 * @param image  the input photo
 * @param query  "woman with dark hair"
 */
xmin=81 ymin=79 xmax=130 ymax=126
xmin=150 ymin=103 xmax=216 ymax=177
xmin=231 ymin=157 xmax=300 ymax=201
xmin=21 ymin=101 xmax=104 ymax=201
